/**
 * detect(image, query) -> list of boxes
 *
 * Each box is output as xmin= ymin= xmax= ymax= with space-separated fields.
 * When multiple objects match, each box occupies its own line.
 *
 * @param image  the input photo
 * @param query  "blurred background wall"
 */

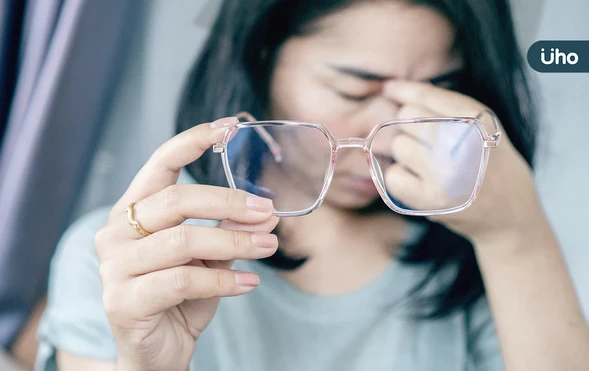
xmin=72 ymin=0 xmax=213 ymax=217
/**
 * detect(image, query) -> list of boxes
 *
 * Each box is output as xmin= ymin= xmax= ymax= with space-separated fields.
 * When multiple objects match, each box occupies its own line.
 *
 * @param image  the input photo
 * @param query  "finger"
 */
xmin=385 ymin=162 xmax=451 ymax=211
xmin=390 ymin=133 xmax=438 ymax=182
xmin=217 ymin=215 xmax=280 ymax=233
xmin=130 ymin=266 xmax=259 ymax=317
xmin=203 ymin=216 xmax=280 ymax=271
xmin=383 ymin=164 xmax=427 ymax=209
xmin=394 ymin=104 xmax=441 ymax=149
xmin=383 ymin=80 xmax=486 ymax=118
xmin=113 ymin=184 xmax=274 ymax=239
xmin=397 ymin=103 xmax=439 ymax=120
xmin=107 ymin=225 xmax=278 ymax=276
xmin=111 ymin=117 xmax=239 ymax=216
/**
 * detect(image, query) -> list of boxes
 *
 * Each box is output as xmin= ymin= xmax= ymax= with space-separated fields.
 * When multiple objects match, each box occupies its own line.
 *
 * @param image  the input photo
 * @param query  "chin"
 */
xmin=323 ymin=190 xmax=380 ymax=210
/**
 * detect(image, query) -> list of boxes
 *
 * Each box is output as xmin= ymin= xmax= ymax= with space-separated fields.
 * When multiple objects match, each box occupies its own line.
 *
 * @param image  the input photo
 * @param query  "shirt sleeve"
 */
xmin=35 ymin=206 xmax=117 ymax=371
xmin=466 ymin=296 xmax=505 ymax=371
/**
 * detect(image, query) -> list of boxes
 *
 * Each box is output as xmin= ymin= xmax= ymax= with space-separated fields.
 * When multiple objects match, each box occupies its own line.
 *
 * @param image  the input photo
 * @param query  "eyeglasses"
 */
xmin=210 ymin=111 xmax=501 ymax=217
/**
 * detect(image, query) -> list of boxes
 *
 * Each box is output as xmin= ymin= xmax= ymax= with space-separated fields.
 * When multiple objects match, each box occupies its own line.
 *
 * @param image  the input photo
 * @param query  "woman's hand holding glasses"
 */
xmin=95 ymin=117 xmax=278 ymax=371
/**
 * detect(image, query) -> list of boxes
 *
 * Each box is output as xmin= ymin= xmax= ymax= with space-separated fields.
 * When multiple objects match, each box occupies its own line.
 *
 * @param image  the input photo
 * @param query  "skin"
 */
xmin=58 ymin=2 xmax=589 ymax=370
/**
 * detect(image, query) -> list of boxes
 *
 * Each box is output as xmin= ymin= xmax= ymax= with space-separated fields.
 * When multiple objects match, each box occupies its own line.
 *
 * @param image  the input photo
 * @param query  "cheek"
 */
xmin=270 ymin=68 xmax=356 ymax=133
xmin=272 ymin=90 xmax=360 ymax=139
xmin=271 ymin=77 xmax=338 ymax=121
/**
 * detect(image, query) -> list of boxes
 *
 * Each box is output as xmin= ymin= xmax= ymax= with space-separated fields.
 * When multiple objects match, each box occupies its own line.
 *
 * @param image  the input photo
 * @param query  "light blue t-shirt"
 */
xmin=35 ymin=206 xmax=504 ymax=371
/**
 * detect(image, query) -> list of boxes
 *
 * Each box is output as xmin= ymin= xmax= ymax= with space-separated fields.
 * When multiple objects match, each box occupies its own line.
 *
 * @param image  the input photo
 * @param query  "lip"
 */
xmin=340 ymin=173 xmax=380 ymax=196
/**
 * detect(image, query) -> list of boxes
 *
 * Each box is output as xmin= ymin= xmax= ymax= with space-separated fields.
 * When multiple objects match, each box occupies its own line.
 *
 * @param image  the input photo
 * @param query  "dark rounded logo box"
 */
xmin=528 ymin=40 xmax=589 ymax=72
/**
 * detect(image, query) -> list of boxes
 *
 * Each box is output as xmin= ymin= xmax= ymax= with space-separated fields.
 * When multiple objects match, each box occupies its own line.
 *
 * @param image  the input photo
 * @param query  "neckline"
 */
xmin=247 ymin=257 xmax=414 ymax=323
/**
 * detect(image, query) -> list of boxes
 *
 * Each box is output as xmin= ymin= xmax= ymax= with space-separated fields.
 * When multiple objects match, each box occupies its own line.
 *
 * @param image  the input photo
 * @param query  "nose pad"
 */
xmin=367 ymin=152 xmax=386 ymax=186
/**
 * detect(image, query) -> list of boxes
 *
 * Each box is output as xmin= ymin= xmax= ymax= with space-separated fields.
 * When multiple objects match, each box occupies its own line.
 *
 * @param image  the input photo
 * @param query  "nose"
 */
xmin=372 ymin=96 xmax=402 ymax=123
xmin=355 ymin=98 xmax=401 ymax=138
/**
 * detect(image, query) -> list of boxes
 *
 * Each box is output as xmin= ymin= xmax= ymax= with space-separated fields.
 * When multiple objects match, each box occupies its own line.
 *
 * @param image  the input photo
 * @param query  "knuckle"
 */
xmin=173 ymin=266 xmax=191 ymax=294
xmin=94 ymin=228 xmax=106 ymax=252
xmin=93 ymin=226 xmax=111 ymax=256
xmin=94 ymin=226 xmax=110 ymax=246
xmin=168 ymin=225 xmax=189 ymax=253
xmin=216 ymin=270 xmax=233 ymax=290
xmin=102 ymin=288 xmax=124 ymax=318
xmin=151 ymin=143 xmax=169 ymax=164
xmin=161 ymin=185 xmax=181 ymax=209
xmin=217 ymin=271 xmax=224 ymax=289
xmin=102 ymin=294 xmax=116 ymax=317
xmin=98 ymin=263 xmax=117 ymax=283
xmin=223 ymin=188 xmax=243 ymax=210
xmin=230 ymin=230 xmax=247 ymax=252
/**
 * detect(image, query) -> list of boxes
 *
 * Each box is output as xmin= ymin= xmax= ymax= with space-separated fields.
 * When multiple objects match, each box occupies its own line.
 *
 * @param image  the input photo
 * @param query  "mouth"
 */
xmin=333 ymin=154 xmax=395 ymax=197
xmin=338 ymin=173 xmax=380 ymax=196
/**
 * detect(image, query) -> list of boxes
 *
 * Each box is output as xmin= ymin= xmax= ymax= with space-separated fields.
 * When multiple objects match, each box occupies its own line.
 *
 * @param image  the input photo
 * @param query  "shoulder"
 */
xmin=51 ymin=206 xmax=111 ymax=265
xmin=36 ymin=206 xmax=116 ymax=368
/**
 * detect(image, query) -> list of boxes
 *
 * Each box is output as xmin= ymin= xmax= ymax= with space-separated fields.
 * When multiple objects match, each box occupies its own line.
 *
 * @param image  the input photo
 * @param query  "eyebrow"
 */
xmin=329 ymin=64 xmax=464 ymax=85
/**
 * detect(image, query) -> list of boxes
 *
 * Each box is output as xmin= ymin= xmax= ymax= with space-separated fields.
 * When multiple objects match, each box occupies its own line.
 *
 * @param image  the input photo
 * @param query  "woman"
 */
xmin=36 ymin=0 xmax=589 ymax=370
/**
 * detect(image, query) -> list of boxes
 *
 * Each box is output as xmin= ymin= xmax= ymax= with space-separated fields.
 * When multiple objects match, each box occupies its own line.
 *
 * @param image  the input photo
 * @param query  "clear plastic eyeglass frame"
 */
xmin=212 ymin=111 xmax=502 ymax=217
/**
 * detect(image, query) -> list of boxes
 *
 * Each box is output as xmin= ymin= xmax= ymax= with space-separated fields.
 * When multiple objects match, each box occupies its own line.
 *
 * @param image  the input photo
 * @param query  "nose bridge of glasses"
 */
xmin=335 ymin=137 xmax=367 ymax=150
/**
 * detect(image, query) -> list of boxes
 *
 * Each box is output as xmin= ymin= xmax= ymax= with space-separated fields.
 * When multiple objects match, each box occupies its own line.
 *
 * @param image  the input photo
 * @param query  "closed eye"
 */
xmin=337 ymin=92 xmax=373 ymax=102
xmin=434 ymin=80 xmax=458 ymax=90
xmin=427 ymin=69 xmax=463 ymax=91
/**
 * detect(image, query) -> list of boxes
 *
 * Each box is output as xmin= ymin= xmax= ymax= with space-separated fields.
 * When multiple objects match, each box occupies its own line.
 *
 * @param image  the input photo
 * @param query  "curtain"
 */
xmin=0 ymin=0 xmax=26 ymax=142
xmin=0 ymin=0 xmax=141 ymax=348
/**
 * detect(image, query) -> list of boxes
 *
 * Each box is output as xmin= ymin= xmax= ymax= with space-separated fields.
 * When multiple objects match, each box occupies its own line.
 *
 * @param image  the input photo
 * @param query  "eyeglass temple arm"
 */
xmin=235 ymin=112 xmax=283 ymax=163
xmin=477 ymin=109 xmax=502 ymax=148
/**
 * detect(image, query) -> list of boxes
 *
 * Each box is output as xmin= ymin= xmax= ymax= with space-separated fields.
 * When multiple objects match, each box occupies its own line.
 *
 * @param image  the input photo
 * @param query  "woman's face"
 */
xmin=266 ymin=1 xmax=463 ymax=210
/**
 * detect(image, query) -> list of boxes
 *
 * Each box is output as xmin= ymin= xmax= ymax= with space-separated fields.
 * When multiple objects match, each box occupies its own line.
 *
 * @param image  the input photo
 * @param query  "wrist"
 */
xmin=471 ymin=220 xmax=559 ymax=262
xmin=470 ymin=206 xmax=555 ymax=248
xmin=114 ymin=357 xmax=143 ymax=371
xmin=115 ymin=353 xmax=190 ymax=371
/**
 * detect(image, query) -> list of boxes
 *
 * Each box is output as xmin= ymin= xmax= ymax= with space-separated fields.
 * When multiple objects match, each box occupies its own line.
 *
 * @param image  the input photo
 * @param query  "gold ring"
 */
xmin=125 ymin=202 xmax=152 ymax=237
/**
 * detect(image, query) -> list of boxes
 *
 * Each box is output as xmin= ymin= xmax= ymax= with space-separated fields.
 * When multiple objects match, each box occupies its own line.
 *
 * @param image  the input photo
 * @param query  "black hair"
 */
xmin=177 ymin=0 xmax=537 ymax=318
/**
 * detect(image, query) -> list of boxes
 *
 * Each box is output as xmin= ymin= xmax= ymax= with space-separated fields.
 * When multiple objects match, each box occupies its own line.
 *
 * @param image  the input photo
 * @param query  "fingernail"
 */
xmin=210 ymin=117 xmax=239 ymax=129
xmin=235 ymin=271 xmax=260 ymax=287
xmin=251 ymin=233 xmax=278 ymax=249
xmin=246 ymin=195 xmax=273 ymax=213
